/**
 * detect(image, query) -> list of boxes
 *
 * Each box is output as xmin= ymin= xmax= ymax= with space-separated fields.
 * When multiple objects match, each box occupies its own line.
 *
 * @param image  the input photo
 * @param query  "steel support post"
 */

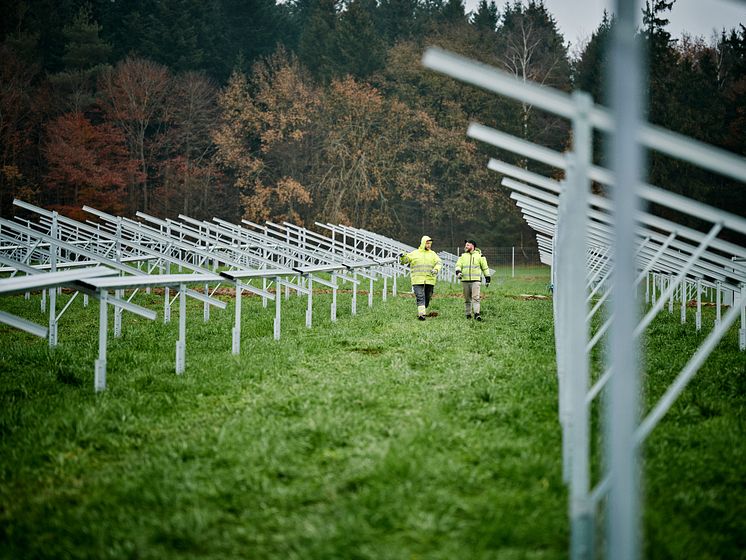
xmin=733 ymin=284 xmax=746 ymax=351
xmin=393 ymin=272 xmax=397 ymax=297
xmin=232 ymin=284 xmax=242 ymax=355
xmin=204 ymin=283 xmax=210 ymax=322
xmin=512 ymin=246 xmax=515 ymax=278
xmin=95 ymin=290 xmax=109 ymax=392
xmin=696 ymin=278 xmax=702 ymax=331
xmin=352 ymin=272 xmax=358 ymax=315
xmin=114 ymin=218 xmax=123 ymax=337
xmin=306 ymin=277 xmax=313 ymax=328
xmin=164 ymin=286 xmax=171 ymax=323
xmin=383 ymin=276 xmax=387 ymax=302
xmin=715 ymin=282 xmax=721 ymax=327
xmin=568 ymin=91 xmax=593 ymax=560
xmin=606 ymin=1 xmax=643 ymax=557
xmin=263 ymin=277 xmax=268 ymax=308
xmin=114 ymin=288 xmax=123 ymax=337
xmin=668 ymin=275 xmax=674 ymax=314
xmin=681 ymin=280 xmax=687 ymax=324
xmin=274 ymin=276 xmax=281 ymax=341
xmin=553 ymin=221 xmax=571 ymax=486
xmin=331 ymin=273 xmax=337 ymax=322
xmin=368 ymin=277 xmax=373 ymax=308
xmin=48 ymin=212 xmax=58 ymax=347
xmin=175 ymin=284 xmax=186 ymax=374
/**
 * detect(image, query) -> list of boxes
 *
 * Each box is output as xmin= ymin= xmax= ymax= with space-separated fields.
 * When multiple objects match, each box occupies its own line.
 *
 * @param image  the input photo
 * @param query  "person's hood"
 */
xmin=419 ymin=235 xmax=432 ymax=250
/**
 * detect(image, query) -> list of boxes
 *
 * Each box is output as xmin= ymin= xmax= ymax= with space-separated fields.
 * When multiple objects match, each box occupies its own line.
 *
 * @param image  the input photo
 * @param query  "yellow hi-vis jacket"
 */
xmin=400 ymin=236 xmax=442 ymax=285
xmin=455 ymin=248 xmax=489 ymax=281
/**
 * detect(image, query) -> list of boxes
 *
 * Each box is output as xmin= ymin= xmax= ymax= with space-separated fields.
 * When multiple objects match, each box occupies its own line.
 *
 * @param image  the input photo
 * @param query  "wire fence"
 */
xmin=451 ymin=246 xmax=547 ymax=279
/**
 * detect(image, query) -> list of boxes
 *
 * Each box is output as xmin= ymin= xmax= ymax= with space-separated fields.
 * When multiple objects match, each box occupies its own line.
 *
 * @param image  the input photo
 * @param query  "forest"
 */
xmin=1 ymin=0 xmax=744 ymax=248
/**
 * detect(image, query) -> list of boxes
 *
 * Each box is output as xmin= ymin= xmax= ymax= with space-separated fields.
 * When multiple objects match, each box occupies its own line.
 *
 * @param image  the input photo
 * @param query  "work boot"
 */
xmin=475 ymin=313 xmax=483 ymax=321
xmin=466 ymin=314 xmax=472 ymax=319
xmin=417 ymin=315 xmax=426 ymax=321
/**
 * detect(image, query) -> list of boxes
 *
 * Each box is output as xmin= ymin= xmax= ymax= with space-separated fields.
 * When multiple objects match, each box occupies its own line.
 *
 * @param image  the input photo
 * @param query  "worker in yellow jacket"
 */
xmin=455 ymin=239 xmax=490 ymax=320
xmin=399 ymin=235 xmax=442 ymax=320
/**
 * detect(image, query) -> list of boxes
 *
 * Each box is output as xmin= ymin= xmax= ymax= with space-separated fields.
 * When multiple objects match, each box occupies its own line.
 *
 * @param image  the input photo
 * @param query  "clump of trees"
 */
xmin=1 ymin=0 xmax=744 ymax=247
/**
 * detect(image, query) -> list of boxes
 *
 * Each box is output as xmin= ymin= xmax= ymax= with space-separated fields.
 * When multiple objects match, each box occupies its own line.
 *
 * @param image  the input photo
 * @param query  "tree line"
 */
xmin=1 ymin=0 xmax=744 ymax=248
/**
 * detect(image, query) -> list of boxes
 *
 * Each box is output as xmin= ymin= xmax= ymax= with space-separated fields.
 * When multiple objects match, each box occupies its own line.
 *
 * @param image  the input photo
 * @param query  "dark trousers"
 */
xmin=413 ymin=284 xmax=434 ymax=309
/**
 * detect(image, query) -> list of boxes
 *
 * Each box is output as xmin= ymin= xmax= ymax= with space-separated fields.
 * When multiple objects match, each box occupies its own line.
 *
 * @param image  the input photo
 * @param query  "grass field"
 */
xmin=0 ymin=269 xmax=743 ymax=559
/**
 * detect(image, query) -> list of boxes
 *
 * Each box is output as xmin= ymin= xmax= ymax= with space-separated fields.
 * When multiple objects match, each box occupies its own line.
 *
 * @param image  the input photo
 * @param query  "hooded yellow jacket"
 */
xmin=400 ymin=236 xmax=442 ymax=285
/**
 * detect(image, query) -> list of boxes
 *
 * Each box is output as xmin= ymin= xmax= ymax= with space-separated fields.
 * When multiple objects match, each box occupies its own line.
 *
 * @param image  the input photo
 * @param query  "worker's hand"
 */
xmin=431 ymin=269 xmax=438 ymax=276
xmin=485 ymin=276 xmax=491 ymax=286
xmin=456 ymin=271 xmax=462 ymax=279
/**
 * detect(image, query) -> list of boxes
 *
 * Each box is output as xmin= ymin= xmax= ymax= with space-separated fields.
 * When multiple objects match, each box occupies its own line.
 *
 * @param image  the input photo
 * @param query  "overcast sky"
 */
xmin=463 ymin=0 xmax=745 ymax=47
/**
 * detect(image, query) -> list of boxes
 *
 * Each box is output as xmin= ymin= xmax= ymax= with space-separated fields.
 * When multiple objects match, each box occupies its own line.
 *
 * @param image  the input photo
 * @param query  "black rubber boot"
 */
xmin=475 ymin=313 xmax=483 ymax=321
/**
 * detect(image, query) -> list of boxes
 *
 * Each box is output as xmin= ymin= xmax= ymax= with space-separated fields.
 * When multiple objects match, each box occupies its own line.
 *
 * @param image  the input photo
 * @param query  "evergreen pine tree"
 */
xmin=471 ymin=0 xmax=498 ymax=33
xmin=61 ymin=4 xmax=111 ymax=70
xmin=49 ymin=4 xmax=112 ymax=113
xmin=377 ymin=0 xmax=420 ymax=42
xmin=298 ymin=0 xmax=340 ymax=82
xmin=440 ymin=0 xmax=466 ymax=25
xmin=337 ymin=0 xmax=386 ymax=78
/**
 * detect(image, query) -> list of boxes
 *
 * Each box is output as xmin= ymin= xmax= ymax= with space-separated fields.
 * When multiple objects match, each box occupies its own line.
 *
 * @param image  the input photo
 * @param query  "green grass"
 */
xmin=0 ymin=271 xmax=743 ymax=559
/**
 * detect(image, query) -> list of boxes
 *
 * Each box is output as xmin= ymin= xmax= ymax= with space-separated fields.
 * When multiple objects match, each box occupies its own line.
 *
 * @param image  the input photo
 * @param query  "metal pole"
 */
xmin=512 ymin=246 xmax=515 ymax=278
xmin=176 ymin=283 xmax=186 ymax=374
xmin=352 ymin=271 xmax=358 ymax=316
xmin=95 ymin=290 xmax=108 ymax=392
xmin=164 ymin=286 xmax=171 ymax=323
xmin=568 ymin=90 xmax=593 ymax=560
xmin=114 ymin=217 xmax=123 ymax=338
xmin=667 ymin=275 xmax=674 ymax=314
xmin=232 ymin=283 xmax=242 ymax=355
xmin=306 ymin=276 xmax=313 ymax=328
xmin=606 ymin=0 xmax=644 ymax=557
xmin=48 ymin=212 xmax=58 ymax=347
xmin=331 ymin=273 xmax=337 ymax=322
xmin=204 ymin=283 xmax=210 ymax=322
xmin=733 ymin=284 xmax=746 ymax=351
xmin=274 ymin=276 xmax=281 ymax=340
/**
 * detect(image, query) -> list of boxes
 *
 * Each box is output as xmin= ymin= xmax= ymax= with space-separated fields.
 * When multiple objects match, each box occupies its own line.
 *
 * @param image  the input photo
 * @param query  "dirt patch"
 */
xmin=686 ymin=299 xmax=718 ymax=307
xmin=509 ymin=294 xmax=551 ymax=300
xmin=350 ymin=347 xmax=384 ymax=355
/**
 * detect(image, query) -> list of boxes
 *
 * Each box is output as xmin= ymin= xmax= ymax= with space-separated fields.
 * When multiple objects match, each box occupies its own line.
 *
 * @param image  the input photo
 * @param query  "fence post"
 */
xmin=512 ymin=246 xmax=515 ymax=278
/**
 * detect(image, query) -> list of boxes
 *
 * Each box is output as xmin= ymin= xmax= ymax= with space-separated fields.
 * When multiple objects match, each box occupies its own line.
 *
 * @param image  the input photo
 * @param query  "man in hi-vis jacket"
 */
xmin=399 ymin=235 xmax=442 ymax=321
xmin=455 ymin=239 xmax=490 ymax=321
